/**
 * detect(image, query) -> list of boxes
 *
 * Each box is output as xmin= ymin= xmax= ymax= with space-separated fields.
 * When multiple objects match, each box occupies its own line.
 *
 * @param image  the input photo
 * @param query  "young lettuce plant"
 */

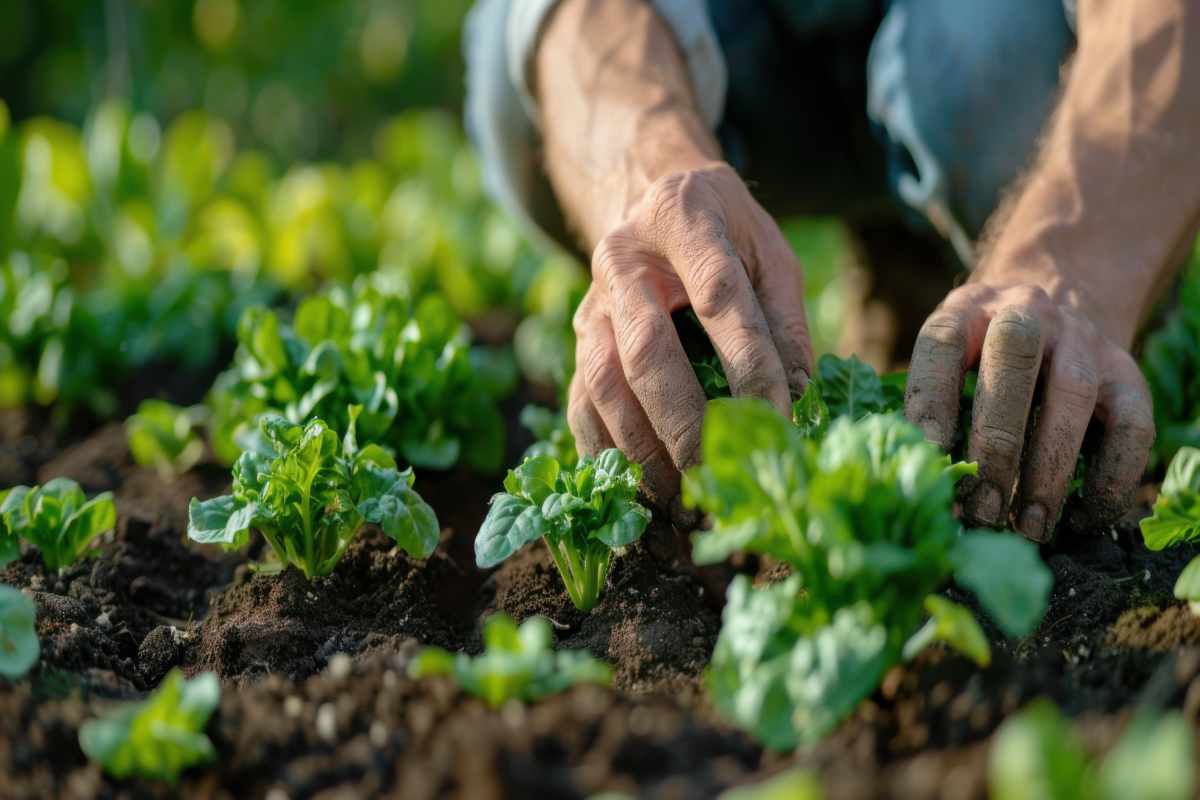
xmin=989 ymin=699 xmax=1194 ymax=800
xmin=79 ymin=669 xmax=220 ymax=783
xmin=187 ymin=408 xmax=439 ymax=579
xmin=0 ymin=584 xmax=39 ymax=679
xmin=126 ymin=399 xmax=207 ymax=477
xmin=1139 ymin=446 xmax=1200 ymax=612
xmin=409 ymin=614 xmax=611 ymax=707
xmin=475 ymin=449 xmax=650 ymax=612
xmin=683 ymin=400 xmax=1052 ymax=749
xmin=0 ymin=479 xmax=116 ymax=571
xmin=207 ymin=278 xmax=508 ymax=472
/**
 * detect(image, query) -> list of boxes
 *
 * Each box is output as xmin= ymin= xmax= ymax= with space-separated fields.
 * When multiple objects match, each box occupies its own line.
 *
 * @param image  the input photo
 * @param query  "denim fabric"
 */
xmin=463 ymin=0 xmax=1076 ymax=257
xmin=708 ymin=0 xmax=1075 ymax=254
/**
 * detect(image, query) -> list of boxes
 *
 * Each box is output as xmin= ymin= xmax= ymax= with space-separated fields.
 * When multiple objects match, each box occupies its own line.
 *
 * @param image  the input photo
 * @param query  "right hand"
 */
xmin=568 ymin=162 xmax=814 ymax=505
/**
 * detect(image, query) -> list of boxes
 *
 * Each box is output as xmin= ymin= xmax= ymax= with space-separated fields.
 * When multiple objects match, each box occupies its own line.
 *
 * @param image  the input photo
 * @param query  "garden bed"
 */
xmin=3 ymin=401 xmax=1200 ymax=800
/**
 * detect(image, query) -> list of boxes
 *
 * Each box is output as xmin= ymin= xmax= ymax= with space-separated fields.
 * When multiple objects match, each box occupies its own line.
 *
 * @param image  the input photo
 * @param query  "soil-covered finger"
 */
xmin=1015 ymin=334 xmax=1100 ymax=542
xmin=905 ymin=310 xmax=971 ymax=451
xmin=964 ymin=307 xmax=1044 ymax=527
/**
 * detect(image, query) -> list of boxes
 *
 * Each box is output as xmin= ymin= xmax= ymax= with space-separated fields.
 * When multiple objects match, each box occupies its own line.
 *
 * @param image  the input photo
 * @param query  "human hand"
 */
xmin=567 ymin=163 xmax=813 ymax=505
xmin=905 ymin=280 xmax=1154 ymax=541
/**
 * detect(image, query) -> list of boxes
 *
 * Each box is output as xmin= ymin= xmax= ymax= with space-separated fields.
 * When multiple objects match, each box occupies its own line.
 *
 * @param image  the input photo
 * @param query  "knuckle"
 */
xmin=1112 ymin=396 xmax=1156 ymax=449
xmin=974 ymin=422 xmax=1023 ymax=466
xmin=590 ymin=229 xmax=638 ymax=286
xmin=579 ymin=342 xmax=624 ymax=407
xmin=724 ymin=332 xmax=782 ymax=395
xmin=988 ymin=306 xmax=1043 ymax=360
xmin=619 ymin=312 xmax=668 ymax=383
xmin=1053 ymin=356 xmax=1100 ymax=409
xmin=1011 ymin=285 xmax=1051 ymax=311
xmin=917 ymin=312 xmax=968 ymax=354
xmin=664 ymin=409 xmax=704 ymax=470
xmin=689 ymin=252 xmax=739 ymax=319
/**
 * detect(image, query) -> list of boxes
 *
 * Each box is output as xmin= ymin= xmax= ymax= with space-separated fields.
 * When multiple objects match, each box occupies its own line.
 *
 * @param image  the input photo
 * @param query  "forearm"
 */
xmin=534 ymin=0 xmax=721 ymax=249
xmin=977 ymin=0 xmax=1200 ymax=347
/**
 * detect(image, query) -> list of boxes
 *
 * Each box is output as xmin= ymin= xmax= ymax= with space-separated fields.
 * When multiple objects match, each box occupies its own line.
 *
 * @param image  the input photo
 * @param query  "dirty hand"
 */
xmin=568 ymin=162 xmax=814 ymax=504
xmin=905 ymin=279 xmax=1154 ymax=542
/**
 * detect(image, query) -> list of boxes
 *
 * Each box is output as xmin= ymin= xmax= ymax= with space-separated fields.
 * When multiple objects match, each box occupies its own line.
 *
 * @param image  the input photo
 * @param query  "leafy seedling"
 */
xmin=1139 ymin=446 xmax=1200 ymax=612
xmin=79 ymin=669 xmax=220 ymax=783
xmin=188 ymin=409 xmax=439 ymax=579
xmin=410 ymin=614 xmax=611 ymax=707
xmin=0 ymin=584 xmax=39 ymax=679
xmin=719 ymin=768 xmax=824 ymax=800
xmin=126 ymin=399 xmax=207 ymax=477
xmin=684 ymin=400 xmax=1052 ymax=748
xmin=0 ymin=478 xmax=116 ymax=571
xmin=207 ymin=279 xmax=508 ymax=472
xmin=475 ymin=449 xmax=650 ymax=612
xmin=990 ymin=699 xmax=1194 ymax=800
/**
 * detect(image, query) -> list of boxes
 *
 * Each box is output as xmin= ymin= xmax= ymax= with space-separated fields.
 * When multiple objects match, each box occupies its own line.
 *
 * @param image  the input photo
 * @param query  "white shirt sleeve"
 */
xmin=464 ymin=0 xmax=727 ymax=249
xmin=506 ymin=0 xmax=727 ymax=130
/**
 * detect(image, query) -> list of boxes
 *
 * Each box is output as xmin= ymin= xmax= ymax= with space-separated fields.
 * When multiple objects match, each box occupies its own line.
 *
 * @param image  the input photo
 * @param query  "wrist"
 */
xmin=534 ymin=0 xmax=721 ymax=248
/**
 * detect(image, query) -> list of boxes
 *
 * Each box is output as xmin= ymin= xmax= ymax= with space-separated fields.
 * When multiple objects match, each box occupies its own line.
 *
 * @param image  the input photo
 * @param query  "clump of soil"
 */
xmin=484 ymin=522 xmax=721 ymax=694
xmin=194 ymin=530 xmax=484 ymax=682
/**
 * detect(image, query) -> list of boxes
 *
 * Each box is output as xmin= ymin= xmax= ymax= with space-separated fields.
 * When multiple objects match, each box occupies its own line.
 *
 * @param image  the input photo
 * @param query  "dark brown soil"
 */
xmin=5 ymin=413 xmax=1200 ymax=799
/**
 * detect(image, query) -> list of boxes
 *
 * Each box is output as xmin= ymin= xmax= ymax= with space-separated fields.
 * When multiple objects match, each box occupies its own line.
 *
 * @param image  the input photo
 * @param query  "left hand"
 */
xmin=905 ymin=279 xmax=1155 ymax=541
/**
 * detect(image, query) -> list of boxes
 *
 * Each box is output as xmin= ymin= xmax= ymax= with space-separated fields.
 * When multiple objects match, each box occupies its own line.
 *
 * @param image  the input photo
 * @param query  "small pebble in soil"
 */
xmin=369 ymin=720 xmax=388 ymax=748
xmin=327 ymin=653 xmax=353 ymax=681
xmin=284 ymin=696 xmax=304 ymax=718
xmin=316 ymin=702 xmax=338 ymax=742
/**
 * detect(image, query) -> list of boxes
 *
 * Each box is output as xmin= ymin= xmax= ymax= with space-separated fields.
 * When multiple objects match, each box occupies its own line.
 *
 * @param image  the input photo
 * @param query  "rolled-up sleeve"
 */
xmin=464 ymin=0 xmax=727 ymax=249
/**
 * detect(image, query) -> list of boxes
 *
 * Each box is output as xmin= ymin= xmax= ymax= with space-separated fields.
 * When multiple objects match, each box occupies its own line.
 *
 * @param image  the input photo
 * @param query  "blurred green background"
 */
xmin=0 ymin=0 xmax=473 ymax=161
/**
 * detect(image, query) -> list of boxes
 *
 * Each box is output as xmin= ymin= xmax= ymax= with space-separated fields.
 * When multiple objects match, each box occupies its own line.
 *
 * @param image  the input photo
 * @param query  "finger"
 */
xmin=1067 ymin=356 xmax=1155 ymax=531
xmin=963 ymin=306 xmax=1045 ymax=527
xmin=656 ymin=216 xmax=791 ymax=413
xmin=1014 ymin=331 xmax=1100 ymax=542
xmin=566 ymin=371 xmax=614 ymax=456
xmin=905 ymin=307 xmax=976 ymax=451
xmin=752 ymin=230 xmax=815 ymax=396
xmin=575 ymin=300 xmax=680 ymax=503
xmin=593 ymin=235 xmax=709 ymax=474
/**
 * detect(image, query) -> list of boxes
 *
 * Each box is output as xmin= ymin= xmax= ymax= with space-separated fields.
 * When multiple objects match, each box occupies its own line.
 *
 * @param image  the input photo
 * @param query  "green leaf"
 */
xmin=186 ymin=495 xmax=255 ymax=548
xmin=410 ymin=614 xmax=609 ymax=708
xmin=355 ymin=465 xmax=439 ymax=558
xmin=0 ymin=480 xmax=116 ymax=571
xmin=0 ymin=584 xmax=39 ymax=679
xmin=786 ymin=604 xmax=891 ymax=746
xmin=952 ymin=531 xmax=1052 ymax=637
xmin=474 ymin=494 xmax=545 ymax=569
xmin=188 ymin=414 xmax=438 ymax=578
xmin=1098 ymin=710 xmax=1195 ymax=800
xmin=503 ymin=455 xmax=561 ymax=506
xmin=816 ymin=354 xmax=888 ymax=420
xmin=126 ymin=399 xmax=205 ymax=477
xmin=1173 ymin=555 xmax=1200 ymax=612
xmin=791 ymin=381 xmax=829 ymax=439
xmin=79 ymin=670 xmax=220 ymax=783
xmin=902 ymin=594 xmax=991 ymax=666
xmin=1141 ymin=447 xmax=1200 ymax=550
xmin=989 ymin=699 xmax=1092 ymax=800
xmin=593 ymin=498 xmax=650 ymax=548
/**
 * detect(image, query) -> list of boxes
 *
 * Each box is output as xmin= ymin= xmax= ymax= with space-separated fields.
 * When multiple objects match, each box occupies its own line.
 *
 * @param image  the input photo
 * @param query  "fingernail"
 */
xmin=971 ymin=483 xmax=1003 ymax=526
xmin=1017 ymin=503 xmax=1048 ymax=542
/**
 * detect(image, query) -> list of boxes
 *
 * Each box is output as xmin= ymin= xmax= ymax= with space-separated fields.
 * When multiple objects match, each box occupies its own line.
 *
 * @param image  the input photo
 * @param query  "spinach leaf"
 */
xmin=187 ymin=409 xmax=439 ymax=579
xmin=0 ymin=479 xmax=116 ymax=571
xmin=126 ymin=399 xmax=207 ymax=477
xmin=475 ymin=448 xmax=650 ymax=612
xmin=685 ymin=400 xmax=1051 ymax=748
xmin=79 ymin=670 xmax=220 ymax=783
xmin=0 ymin=584 xmax=39 ymax=679
xmin=409 ymin=614 xmax=611 ymax=708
